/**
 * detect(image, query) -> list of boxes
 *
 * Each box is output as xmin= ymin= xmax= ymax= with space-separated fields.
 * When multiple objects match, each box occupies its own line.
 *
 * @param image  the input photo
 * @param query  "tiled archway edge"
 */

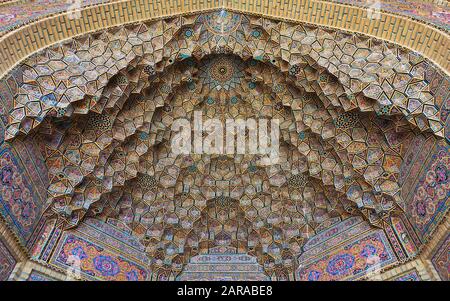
xmin=0 ymin=0 xmax=449 ymax=80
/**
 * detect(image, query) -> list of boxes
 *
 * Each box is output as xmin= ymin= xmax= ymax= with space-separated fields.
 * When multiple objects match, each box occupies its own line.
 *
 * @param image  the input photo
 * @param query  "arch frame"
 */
xmin=0 ymin=0 xmax=449 ymax=80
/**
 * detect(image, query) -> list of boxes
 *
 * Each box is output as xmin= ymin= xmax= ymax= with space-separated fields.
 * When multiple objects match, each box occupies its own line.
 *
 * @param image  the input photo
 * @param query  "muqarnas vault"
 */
xmin=0 ymin=0 xmax=449 ymax=282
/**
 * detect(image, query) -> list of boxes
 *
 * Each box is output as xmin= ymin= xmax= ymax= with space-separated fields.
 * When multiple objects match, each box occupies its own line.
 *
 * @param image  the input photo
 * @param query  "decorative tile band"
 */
xmin=296 ymin=228 xmax=398 ymax=281
xmin=329 ymin=0 xmax=449 ymax=32
xmin=0 ymin=1 xmax=116 ymax=35
xmin=0 ymin=1 xmax=448 ymax=36
xmin=389 ymin=268 xmax=422 ymax=281
xmin=49 ymin=232 xmax=148 ymax=281
xmin=8 ymin=260 xmax=68 ymax=281
xmin=0 ymin=237 xmax=16 ymax=280
xmin=0 ymin=0 xmax=449 ymax=81
xmin=430 ymin=233 xmax=449 ymax=280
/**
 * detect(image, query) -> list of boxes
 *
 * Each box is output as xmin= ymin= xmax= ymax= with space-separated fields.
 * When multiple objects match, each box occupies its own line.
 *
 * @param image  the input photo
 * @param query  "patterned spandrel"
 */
xmin=0 ymin=0 xmax=114 ymax=35
xmin=329 ymin=0 xmax=450 ymax=32
xmin=430 ymin=233 xmax=449 ymax=280
xmin=177 ymin=247 xmax=270 ymax=281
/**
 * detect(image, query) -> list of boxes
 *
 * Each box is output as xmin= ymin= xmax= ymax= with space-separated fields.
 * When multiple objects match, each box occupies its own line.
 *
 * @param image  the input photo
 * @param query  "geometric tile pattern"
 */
xmin=5 ymin=12 xmax=446 ymax=140
xmin=0 ymin=10 xmax=448 ymax=280
xmin=0 ymin=146 xmax=43 ymax=244
xmin=1 ymin=0 xmax=448 ymax=36
xmin=1 ymin=0 xmax=449 ymax=83
xmin=27 ymin=270 xmax=58 ymax=281
xmin=50 ymin=230 xmax=148 ymax=281
xmin=406 ymin=140 xmax=450 ymax=242
xmin=431 ymin=233 xmax=449 ymax=281
xmin=176 ymin=246 xmax=270 ymax=281
xmin=332 ymin=0 xmax=450 ymax=31
xmin=389 ymin=268 xmax=421 ymax=281
xmin=0 ymin=0 xmax=109 ymax=35
xmin=296 ymin=223 xmax=398 ymax=281
xmin=0 ymin=73 xmax=50 ymax=247
xmin=0 ymin=238 xmax=16 ymax=281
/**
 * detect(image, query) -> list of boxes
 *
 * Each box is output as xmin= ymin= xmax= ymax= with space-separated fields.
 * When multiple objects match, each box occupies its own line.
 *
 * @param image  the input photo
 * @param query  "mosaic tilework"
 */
xmin=26 ymin=270 xmax=57 ymax=281
xmin=0 ymin=0 xmax=449 ymax=81
xmin=0 ymin=146 xmax=43 ymax=244
xmin=297 ymin=230 xmax=398 ymax=281
xmin=434 ymin=77 xmax=450 ymax=143
xmin=390 ymin=215 xmax=419 ymax=258
xmin=0 ymin=74 xmax=49 ymax=246
xmin=0 ymin=7 xmax=448 ymax=281
xmin=298 ymin=218 xmax=373 ymax=262
xmin=303 ymin=216 xmax=366 ymax=251
xmin=40 ymin=226 xmax=62 ymax=262
xmin=406 ymin=140 xmax=450 ymax=242
xmin=74 ymin=218 xmax=149 ymax=264
xmin=176 ymin=247 xmax=270 ymax=281
xmin=0 ymin=0 xmax=447 ymax=36
xmin=0 ymin=0 xmax=113 ymax=35
xmin=399 ymin=134 xmax=435 ymax=190
xmin=296 ymin=219 xmax=398 ymax=281
xmin=50 ymin=232 xmax=148 ymax=281
xmin=384 ymin=223 xmax=408 ymax=261
xmin=331 ymin=0 xmax=450 ymax=32
xmin=29 ymin=218 xmax=56 ymax=259
xmin=430 ymin=233 xmax=449 ymax=280
xmin=0 ymin=238 xmax=16 ymax=280
xmin=0 ymin=10 xmax=447 ymax=278
xmin=389 ymin=268 xmax=421 ymax=281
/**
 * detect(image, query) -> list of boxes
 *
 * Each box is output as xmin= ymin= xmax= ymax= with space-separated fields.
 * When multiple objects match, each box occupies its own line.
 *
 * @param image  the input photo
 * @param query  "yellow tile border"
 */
xmin=0 ymin=0 xmax=448 ymax=81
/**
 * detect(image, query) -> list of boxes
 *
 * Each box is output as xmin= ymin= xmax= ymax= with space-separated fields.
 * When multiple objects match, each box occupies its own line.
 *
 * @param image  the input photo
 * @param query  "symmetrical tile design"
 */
xmin=0 ymin=10 xmax=448 ymax=279
xmin=0 ymin=1 xmax=448 ymax=36
xmin=0 ymin=7 xmax=448 ymax=281
xmin=0 ymin=70 xmax=49 ymax=248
